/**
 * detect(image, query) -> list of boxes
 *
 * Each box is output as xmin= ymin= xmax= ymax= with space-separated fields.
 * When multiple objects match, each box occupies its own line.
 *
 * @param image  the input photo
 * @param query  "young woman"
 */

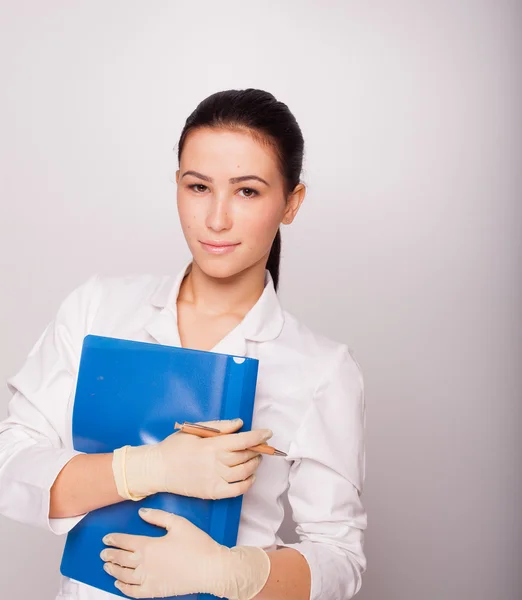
xmin=0 ymin=89 xmax=367 ymax=600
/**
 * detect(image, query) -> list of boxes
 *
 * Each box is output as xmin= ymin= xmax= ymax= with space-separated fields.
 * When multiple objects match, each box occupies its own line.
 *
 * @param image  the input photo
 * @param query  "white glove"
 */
xmin=112 ymin=419 xmax=272 ymax=501
xmin=101 ymin=508 xmax=271 ymax=599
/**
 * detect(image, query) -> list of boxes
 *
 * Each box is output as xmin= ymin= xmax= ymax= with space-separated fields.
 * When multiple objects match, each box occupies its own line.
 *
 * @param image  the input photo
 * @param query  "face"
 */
xmin=176 ymin=127 xmax=305 ymax=280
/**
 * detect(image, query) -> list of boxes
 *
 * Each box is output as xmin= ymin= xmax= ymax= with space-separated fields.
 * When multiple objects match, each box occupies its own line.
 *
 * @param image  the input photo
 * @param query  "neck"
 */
xmin=178 ymin=258 xmax=268 ymax=318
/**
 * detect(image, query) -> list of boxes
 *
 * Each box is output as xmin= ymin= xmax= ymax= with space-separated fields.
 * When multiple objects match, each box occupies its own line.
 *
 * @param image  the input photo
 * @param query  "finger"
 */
xmin=218 ymin=474 xmax=256 ymax=499
xmin=100 ymin=548 xmax=139 ymax=569
xmin=138 ymin=507 xmax=189 ymax=533
xmin=193 ymin=418 xmax=243 ymax=434
xmin=114 ymin=580 xmax=143 ymax=598
xmin=104 ymin=562 xmax=141 ymax=585
xmin=221 ymin=449 xmax=260 ymax=467
xmin=103 ymin=533 xmax=141 ymax=553
xmin=223 ymin=455 xmax=262 ymax=483
xmin=222 ymin=428 xmax=273 ymax=452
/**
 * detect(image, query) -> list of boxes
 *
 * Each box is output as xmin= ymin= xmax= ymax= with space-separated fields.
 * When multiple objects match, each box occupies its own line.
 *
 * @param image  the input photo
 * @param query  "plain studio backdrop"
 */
xmin=0 ymin=1 xmax=520 ymax=599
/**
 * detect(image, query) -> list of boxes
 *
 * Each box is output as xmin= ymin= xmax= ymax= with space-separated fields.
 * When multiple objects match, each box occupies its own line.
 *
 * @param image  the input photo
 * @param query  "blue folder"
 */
xmin=60 ymin=334 xmax=259 ymax=600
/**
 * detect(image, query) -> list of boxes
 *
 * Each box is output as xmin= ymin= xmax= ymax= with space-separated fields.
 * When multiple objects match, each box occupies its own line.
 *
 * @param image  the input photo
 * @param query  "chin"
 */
xmin=192 ymin=249 xmax=264 ymax=282
xmin=193 ymin=254 xmax=247 ymax=280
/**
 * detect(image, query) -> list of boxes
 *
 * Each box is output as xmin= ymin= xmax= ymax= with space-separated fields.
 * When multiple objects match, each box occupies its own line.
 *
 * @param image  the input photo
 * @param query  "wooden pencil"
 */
xmin=174 ymin=422 xmax=287 ymax=457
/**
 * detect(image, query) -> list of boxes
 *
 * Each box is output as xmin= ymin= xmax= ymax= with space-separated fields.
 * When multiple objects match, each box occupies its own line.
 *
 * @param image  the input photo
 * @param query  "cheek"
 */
xmin=177 ymin=195 xmax=201 ymax=233
xmin=237 ymin=202 xmax=283 ymax=244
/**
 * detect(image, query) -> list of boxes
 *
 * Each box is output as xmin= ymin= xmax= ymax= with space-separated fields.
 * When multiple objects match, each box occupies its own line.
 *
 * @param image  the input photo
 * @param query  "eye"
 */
xmin=238 ymin=187 xmax=259 ymax=198
xmin=189 ymin=184 xmax=208 ymax=193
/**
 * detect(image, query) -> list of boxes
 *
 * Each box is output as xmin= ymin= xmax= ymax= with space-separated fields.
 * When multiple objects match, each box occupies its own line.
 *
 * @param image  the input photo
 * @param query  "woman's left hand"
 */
xmin=101 ymin=508 xmax=270 ymax=599
xmin=101 ymin=507 xmax=225 ymax=598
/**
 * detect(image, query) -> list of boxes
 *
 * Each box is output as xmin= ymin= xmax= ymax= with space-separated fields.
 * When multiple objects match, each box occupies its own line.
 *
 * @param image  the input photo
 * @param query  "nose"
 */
xmin=205 ymin=195 xmax=233 ymax=233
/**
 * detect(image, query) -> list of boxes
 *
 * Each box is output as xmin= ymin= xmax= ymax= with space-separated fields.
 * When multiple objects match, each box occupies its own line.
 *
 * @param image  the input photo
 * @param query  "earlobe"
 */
xmin=282 ymin=212 xmax=294 ymax=225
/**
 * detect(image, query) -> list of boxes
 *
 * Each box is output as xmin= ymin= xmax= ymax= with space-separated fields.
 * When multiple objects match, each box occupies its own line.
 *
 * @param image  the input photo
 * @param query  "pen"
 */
xmin=175 ymin=421 xmax=287 ymax=457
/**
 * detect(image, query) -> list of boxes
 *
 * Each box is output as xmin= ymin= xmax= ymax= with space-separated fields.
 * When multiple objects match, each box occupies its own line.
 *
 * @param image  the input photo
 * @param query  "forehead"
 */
xmin=180 ymin=127 xmax=280 ymax=177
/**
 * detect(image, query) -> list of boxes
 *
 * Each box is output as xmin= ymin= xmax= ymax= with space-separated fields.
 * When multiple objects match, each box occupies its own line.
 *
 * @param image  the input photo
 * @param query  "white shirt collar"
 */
xmin=149 ymin=260 xmax=285 ymax=344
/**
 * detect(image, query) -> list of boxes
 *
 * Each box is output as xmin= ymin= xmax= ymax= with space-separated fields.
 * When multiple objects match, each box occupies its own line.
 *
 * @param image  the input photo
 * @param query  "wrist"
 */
xmin=112 ymin=443 xmax=160 ymax=501
xmin=209 ymin=545 xmax=271 ymax=600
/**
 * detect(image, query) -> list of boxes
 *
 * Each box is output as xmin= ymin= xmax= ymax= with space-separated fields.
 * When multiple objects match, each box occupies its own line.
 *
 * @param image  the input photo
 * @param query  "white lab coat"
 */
xmin=0 ymin=261 xmax=367 ymax=600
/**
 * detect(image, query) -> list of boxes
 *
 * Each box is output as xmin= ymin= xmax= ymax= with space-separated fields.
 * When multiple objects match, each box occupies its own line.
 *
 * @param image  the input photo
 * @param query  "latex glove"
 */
xmin=101 ymin=507 xmax=270 ymax=599
xmin=112 ymin=419 xmax=272 ymax=501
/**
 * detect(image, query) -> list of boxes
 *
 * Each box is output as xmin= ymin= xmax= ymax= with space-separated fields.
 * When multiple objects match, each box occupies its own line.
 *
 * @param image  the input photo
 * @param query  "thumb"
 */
xmin=195 ymin=418 xmax=244 ymax=434
xmin=138 ymin=508 xmax=179 ymax=531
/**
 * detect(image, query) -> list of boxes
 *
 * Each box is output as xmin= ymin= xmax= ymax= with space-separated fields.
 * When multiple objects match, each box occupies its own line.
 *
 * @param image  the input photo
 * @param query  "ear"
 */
xmin=175 ymin=169 xmax=180 ymax=184
xmin=282 ymin=183 xmax=306 ymax=225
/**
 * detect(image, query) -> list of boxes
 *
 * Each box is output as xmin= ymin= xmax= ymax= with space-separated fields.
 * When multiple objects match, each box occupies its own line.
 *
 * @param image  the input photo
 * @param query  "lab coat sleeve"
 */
xmin=280 ymin=344 xmax=367 ymax=600
xmin=0 ymin=275 xmax=101 ymax=534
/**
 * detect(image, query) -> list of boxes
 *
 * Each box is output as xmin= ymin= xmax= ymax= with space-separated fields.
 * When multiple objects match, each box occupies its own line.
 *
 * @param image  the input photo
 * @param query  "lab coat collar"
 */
xmin=146 ymin=260 xmax=285 ymax=349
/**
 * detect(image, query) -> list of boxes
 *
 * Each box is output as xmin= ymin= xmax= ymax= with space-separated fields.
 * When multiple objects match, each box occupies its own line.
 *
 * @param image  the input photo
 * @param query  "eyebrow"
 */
xmin=181 ymin=170 xmax=270 ymax=187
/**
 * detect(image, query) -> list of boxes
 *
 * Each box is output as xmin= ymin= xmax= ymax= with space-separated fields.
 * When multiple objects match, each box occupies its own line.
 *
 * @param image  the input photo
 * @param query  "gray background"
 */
xmin=0 ymin=1 xmax=520 ymax=599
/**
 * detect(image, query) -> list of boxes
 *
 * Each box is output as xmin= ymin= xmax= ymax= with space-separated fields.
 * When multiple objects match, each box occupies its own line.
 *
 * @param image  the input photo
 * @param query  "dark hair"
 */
xmin=176 ymin=89 xmax=304 ymax=291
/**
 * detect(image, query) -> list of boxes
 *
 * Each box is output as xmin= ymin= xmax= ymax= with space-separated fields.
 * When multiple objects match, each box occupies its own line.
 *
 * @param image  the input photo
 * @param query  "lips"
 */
xmin=199 ymin=241 xmax=240 ymax=255
xmin=201 ymin=241 xmax=239 ymax=248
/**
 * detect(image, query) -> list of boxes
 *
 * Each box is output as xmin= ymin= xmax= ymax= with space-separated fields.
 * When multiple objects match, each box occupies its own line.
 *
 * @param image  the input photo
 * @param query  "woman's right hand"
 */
xmin=113 ymin=419 xmax=272 ymax=501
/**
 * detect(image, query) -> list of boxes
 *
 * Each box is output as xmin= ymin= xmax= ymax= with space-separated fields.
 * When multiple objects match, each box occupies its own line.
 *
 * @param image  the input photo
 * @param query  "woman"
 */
xmin=0 ymin=89 xmax=366 ymax=600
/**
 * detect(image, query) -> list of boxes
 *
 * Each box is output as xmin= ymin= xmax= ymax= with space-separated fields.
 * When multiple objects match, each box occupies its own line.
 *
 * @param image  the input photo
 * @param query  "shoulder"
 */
xmin=281 ymin=309 xmax=345 ymax=354
xmin=66 ymin=272 xmax=172 ymax=307
xmin=263 ymin=309 xmax=364 ymax=408
xmin=279 ymin=309 xmax=363 ymax=381
xmin=52 ymin=273 xmax=169 ymax=332
xmin=93 ymin=273 xmax=169 ymax=305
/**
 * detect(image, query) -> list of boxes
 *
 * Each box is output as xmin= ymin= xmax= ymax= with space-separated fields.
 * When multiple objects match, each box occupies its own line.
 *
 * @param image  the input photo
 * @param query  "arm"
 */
xmin=3 ymin=280 xmax=267 ymax=531
xmin=277 ymin=344 xmax=367 ymax=600
xmin=255 ymin=548 xmax=311 ymax=600
xmin=0 ymin=275 xmax=102 ymax=534
xmin=49 ymin=452 xmax=121 ymax=518
xmin=50 ymin=419 xmax=269 ymax=518
xmin=101 ymin=508 xmax=311 ymax=600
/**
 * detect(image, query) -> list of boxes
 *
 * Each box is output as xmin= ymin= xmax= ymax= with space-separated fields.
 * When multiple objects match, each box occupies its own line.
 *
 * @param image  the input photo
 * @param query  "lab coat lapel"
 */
xmin=211 ymin=324 xmax=248 ymax=357
xmin=144 ymin=261 xmax=192 ymax=348
xmin=144 ymin=262 xmax=284 ymax=355
xmin=144 ymin=307 xmax=182 ymax=348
